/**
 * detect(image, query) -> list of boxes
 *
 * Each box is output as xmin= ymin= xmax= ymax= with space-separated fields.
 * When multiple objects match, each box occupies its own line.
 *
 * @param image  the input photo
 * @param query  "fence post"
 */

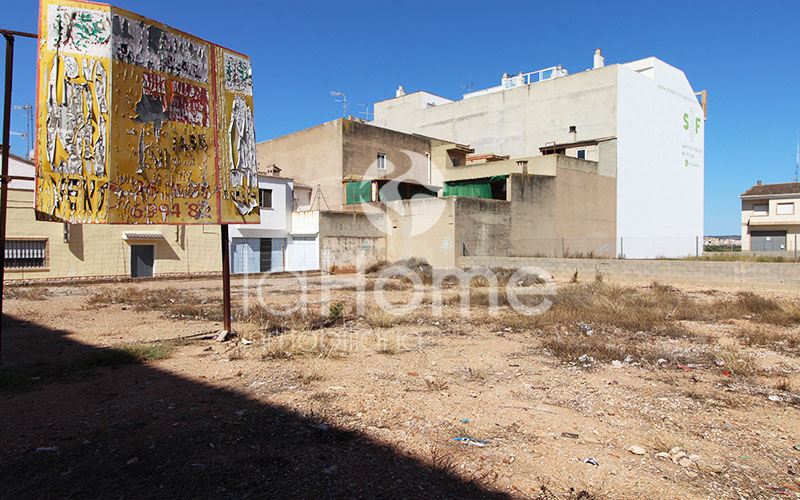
xmin=696 ymin=236 xmax=699 ymax=260
xmin=619 ymin=237 xmax=623 ymax=259
xmin=561 ymin=237 xmax=565 ymax=258
xmin=795 ymin=234 xmax=798 ymax=263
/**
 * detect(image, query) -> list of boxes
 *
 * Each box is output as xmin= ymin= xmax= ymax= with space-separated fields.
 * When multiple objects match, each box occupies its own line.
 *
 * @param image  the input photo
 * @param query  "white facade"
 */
xmin=229 ymin=177 xmax=320 ymax=273
xmin=373 ymin=55 xmax=705 ymax=258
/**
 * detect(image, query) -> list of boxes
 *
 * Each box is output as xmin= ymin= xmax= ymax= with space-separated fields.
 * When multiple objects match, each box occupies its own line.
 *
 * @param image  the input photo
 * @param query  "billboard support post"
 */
xmin=1 ymin=29 xmax=36 ymax=365
xmin=221 ymin=225 xmax=232 ymax=333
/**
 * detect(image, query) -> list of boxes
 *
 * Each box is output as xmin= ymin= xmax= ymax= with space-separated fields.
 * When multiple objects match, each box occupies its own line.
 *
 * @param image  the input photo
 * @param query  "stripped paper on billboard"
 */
xmin=35 ymin=0 xmax=259 ymax=225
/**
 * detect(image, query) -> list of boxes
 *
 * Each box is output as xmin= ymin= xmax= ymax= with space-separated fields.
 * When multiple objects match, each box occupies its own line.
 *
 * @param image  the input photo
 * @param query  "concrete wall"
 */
xmin=459 ymin=256 xmax=800 ymax=287
xmin=318 ymin=211 xmax=387 ymax=272
xmin=385 ymin=198 xmax=457 ymax=268
xmin=256 ymin=120 xmax=343 ymax=211
xmin=7 ymin=188 xmax=221 ymax=281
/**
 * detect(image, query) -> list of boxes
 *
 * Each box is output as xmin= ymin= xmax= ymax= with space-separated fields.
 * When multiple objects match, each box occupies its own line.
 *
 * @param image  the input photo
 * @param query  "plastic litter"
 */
xmin=768 ymin=395 xmax=782 ymax=402
xmin=579 ymin=324 xmax=593 ymax=335
xmin=561 ymin=432 xmax=579 ymax=439
xmin=715 ymin=360 xmax=726 ymax=367
xmin=584 ymin=458 xmax=599 ymax=466
xmin=460 ymin=418 xmax=469 ymax=424
xmin=454 ymin=437 xmax=489 ymax=447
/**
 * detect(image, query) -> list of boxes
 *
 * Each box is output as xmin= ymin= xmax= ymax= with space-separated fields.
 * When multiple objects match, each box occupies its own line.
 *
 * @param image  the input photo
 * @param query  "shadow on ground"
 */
xmin=0 ymin=314 xmax=511 ymax=499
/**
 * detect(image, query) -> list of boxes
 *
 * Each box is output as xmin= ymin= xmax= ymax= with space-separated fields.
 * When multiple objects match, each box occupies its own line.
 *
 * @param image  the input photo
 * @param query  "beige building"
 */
xmin=256 ymin=119 xmax=616 ymax=268
xmin=740 ymin=182 xmax=800 ymax=252
xmin=4 ymin=149 xmax=222 ymax=281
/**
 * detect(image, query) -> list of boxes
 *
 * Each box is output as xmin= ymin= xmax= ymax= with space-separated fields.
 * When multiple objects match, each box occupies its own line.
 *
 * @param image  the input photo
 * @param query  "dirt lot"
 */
xmin=1 ymin=269 xmax=799 ymax=499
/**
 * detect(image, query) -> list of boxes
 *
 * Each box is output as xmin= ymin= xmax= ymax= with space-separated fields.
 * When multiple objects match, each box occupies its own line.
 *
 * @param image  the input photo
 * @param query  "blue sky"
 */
xmin=2 ymin=0 xmax=799 ymax=235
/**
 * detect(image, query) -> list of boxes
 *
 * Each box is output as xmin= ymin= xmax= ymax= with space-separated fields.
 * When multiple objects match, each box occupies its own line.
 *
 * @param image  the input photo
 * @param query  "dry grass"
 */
xmin=363 ymin=306 xmax=410 ymax=328
xmin=473 ymin=283 xmax=800 ymax=336
xmin=4 ymin=287 xmax=49 ymax=301
xmin=258 ymin=331 xmax=343 ymax=360
xmin=86 ymin=287 xmax=222 ymax=320
xmin=296 ymin=365 xmax=326 ymax=385
xmin=735 ymin=324 xmax=799 ymax=349
xmin=715 ymin=349 xmax=760 ymax=377
xmin=238 ymin=306 xmax=330 ymax=333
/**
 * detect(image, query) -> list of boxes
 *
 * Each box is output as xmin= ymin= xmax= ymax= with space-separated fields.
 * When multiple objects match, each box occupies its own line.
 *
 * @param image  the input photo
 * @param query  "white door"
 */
xmin=289 ymin=236 xmax=319 ymax=271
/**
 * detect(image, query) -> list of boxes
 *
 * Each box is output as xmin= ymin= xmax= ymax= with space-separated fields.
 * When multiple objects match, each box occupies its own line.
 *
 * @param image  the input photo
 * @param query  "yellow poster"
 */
xmin=35 ymin=0 xmax=259 ymax=225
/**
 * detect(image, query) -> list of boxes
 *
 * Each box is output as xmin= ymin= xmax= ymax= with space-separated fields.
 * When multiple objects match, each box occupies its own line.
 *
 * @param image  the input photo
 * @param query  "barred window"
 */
xmin=5 ymin=240 xmax=47 ymax=269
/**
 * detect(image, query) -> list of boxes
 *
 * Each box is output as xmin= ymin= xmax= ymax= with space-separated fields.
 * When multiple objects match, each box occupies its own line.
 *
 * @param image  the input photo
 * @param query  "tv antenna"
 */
xmin=330 ymin=91 xmax=348 ymax=117
xmin=794 ymin=129 xmax=799 ymax=183
xmin=357 ymin=103 xmax=372 ymax=121
xmin=12 ymin=103 xmax=34 ymax=158
xmin=461 ymin=81 xmax=474 ymax=93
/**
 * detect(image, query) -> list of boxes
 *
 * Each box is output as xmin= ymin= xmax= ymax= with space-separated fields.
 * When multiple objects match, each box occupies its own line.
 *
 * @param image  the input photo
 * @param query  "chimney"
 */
xmin=395 ymin=85 xmax=406 ymax=97
xmin=593 ymin=48 xmax=605 ymax=69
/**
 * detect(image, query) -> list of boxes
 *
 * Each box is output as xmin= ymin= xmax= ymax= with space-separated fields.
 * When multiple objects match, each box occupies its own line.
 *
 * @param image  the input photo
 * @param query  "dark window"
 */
xmin=5 ymin=240 xmax=47 ymax=269
xmin=569 ymin=125 xmax=577 ymax=133
xmin=577 ymin=149 xmax=586 ymax=160
xmin=260 ymin=238 xmax=272 ymax=272
xmin=377 ymin=153 xmax=386 ymax=170
xmin=259 ymin=189 xmax=272 ymax=208
xmin=451 ymin=156 xmax=461 ymax=167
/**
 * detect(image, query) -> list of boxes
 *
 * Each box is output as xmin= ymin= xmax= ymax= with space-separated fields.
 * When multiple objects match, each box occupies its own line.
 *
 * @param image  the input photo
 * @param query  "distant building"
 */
xmin=373 ymin=50 xmax=706 ymax=258
xmin=740 ymin=182 xmax=800 ymax=252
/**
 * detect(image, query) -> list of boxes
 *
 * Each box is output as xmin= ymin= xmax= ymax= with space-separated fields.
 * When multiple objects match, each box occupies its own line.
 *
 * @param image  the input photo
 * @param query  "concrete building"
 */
xmin=255 ymin=118 xmax=471 ymax=271
xmin=373 ymin=51 xmax=706 ymax=258
xmin=3 ymin=147 xmax=222 ymax=280
xmin=256 ymin=118 xmax=616 ymax=268
xmin=740 ymin=181 xmax=800 ymax=252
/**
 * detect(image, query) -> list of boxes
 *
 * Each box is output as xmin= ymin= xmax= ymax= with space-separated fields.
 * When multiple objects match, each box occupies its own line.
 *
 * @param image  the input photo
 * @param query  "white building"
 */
xmin=229 ymin=173 xmax=319 ymax=274
xmin=372 ymin=50 xmax=706 ymax=258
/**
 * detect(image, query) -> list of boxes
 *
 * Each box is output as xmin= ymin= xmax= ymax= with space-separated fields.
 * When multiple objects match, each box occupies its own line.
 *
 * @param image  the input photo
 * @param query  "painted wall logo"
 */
xmin=681 ymin=109 xmax=703 ymax=168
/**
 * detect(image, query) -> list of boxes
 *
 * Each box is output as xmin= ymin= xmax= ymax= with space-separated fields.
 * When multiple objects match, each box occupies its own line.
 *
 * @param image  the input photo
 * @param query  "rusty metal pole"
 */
xmin=0 ymin=29 xmax=36 ymax=364
xmin=221 ymin=224 xmax=232 ymax=333
xmin=0 ymin=32 xmax=16 ymax=364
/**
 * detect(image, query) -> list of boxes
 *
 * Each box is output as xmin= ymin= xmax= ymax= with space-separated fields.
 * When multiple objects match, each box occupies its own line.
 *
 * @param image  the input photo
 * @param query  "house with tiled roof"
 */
xmin=740 ymin=181 xmax=800 ymax=252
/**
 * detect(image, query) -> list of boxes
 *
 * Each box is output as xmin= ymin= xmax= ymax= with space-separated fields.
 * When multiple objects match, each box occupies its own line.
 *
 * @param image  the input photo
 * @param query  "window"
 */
xmin=259 ymin=188 xmax=272 ymax=209
xmin=576 ymin=149 xmax=586 ymax=160
xmin=752 ymin=204 xmax=768 ymax=216
xmin=5 ymin=240 xmax=47 ymax=269
xmin=377 ymin=153 xmax=386 ymax=170
xmin=777 ymin=202 xmax=795 ymax=215
xmin=451 ymin=156 xmax=461 ymax=167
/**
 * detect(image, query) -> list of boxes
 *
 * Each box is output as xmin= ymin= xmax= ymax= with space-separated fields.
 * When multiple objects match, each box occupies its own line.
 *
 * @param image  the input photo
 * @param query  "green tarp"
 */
xmin=443 ymin=176 xmax=506 ymax=199
xmin=345 ymin=181 xmax=371 ymax=204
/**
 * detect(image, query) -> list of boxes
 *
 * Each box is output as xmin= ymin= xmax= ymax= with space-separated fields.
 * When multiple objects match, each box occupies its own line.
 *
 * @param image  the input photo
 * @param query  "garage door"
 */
xmin=231 ymin=238 xmax=259 ymax=274
xmin=288 ymin=236 xmax=319 ymax=271
xmin=751 ymin=231 xmax=786 ymax=252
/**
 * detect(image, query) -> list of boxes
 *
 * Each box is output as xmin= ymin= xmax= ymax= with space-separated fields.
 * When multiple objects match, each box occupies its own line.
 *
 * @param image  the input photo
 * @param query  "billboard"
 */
xmin=35 ymin=0 xmax=259 ymax=224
